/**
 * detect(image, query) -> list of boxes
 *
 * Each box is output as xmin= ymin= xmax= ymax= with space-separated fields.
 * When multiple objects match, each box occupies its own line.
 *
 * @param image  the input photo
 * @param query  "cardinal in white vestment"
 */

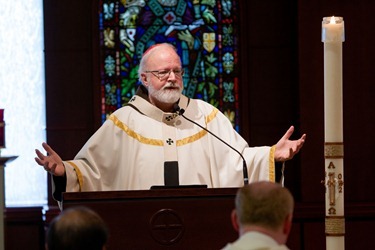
xmin=35 ymin=43 xmax=306 ymax=202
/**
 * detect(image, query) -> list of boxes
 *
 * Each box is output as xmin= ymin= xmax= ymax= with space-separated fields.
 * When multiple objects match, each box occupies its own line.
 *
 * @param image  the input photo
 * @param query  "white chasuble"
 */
xmin=61 ymin=92 xmax=275 ymax=194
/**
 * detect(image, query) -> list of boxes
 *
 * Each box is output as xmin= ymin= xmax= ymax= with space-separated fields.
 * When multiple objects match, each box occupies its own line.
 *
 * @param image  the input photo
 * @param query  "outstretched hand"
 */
xmin=274 ymin=126 xmax=306 ymax=162
xmin=35 ymin=142 xmax=65 ymax=176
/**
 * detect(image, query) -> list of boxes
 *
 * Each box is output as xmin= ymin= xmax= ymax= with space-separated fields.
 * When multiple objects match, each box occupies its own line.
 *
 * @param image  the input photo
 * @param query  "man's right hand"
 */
xmin=35 ymin=142 xmax=66 ymax=176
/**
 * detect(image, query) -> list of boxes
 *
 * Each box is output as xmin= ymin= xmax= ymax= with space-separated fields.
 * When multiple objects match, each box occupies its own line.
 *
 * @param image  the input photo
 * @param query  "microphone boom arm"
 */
xmin=176 ymin=106 xmax=249 ymax=185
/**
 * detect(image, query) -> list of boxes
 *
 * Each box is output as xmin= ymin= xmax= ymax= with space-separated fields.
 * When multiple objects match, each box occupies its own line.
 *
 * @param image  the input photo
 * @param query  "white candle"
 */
xmin=322 ymin=16 xmax=345 ymax=250
xmin=322 ymin=16 xmax=345 ymax=142
xmin=322 ymin=16 xmax=345 ymax=43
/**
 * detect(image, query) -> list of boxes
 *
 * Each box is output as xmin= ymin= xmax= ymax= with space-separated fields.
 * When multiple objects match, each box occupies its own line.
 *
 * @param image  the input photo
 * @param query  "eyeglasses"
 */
xmin=144 ymin=68 xmax=184 ymax=80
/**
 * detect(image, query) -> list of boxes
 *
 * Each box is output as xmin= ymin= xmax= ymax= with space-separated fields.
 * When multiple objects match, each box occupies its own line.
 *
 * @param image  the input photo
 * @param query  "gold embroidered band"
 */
xmin=67 ymin=161 xmax=84 ymax=192
xmin=109 ymin=108 xmax=219 ymax=147
xmin=269 ymin=145 xmax=276 ymax=182
xmin=324 ymin=142 xmax=344 ymax=158
xmin=325 ymin=216 xmax=345 ymax=236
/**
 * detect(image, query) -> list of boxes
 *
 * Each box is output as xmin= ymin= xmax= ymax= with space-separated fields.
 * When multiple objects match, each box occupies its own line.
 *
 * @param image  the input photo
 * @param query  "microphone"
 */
xmin=173 ymin=104 xmax=249 ymax=185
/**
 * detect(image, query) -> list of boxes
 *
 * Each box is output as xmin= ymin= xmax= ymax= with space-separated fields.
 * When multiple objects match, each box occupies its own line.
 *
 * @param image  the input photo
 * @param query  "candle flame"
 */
xmin=330 ymin=16 xmax=336 ymax=24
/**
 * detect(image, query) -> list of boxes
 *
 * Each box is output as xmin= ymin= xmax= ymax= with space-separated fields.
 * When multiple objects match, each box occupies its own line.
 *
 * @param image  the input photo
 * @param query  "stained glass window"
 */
xmin=99 ymin=0 xmax=240 ymax=130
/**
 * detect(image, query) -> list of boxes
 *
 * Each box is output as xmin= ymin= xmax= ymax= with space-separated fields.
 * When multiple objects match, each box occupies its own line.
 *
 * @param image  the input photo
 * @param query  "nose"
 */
xmin=167 ymin=70 xmax=177 ymax=81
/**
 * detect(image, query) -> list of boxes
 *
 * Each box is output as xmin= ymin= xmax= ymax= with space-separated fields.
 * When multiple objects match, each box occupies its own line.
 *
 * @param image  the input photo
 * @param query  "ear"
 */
xmin=141 ymin=73 xmax=149 ymax=87
xmin=283 ymin=213 xmax=293 ymax=235
xmin=230 ymin=209 xmax=240 ymax=232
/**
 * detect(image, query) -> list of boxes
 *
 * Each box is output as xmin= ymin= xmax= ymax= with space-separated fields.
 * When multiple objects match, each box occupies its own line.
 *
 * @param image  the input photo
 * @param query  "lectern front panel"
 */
xmin=62 ymin=187 xmax=238 ymax=250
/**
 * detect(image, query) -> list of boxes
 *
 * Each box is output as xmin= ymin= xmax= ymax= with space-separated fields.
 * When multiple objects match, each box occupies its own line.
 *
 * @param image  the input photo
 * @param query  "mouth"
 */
xmin=165 ymin=86 xmax=178 ymax=90
xmin=163 ymin=85 xmax=180 ymax=91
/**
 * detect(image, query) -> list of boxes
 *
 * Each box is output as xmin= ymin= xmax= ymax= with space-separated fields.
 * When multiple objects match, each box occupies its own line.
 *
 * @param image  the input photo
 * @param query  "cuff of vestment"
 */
xmin=65 ymin=161 xmax=83 ymax=192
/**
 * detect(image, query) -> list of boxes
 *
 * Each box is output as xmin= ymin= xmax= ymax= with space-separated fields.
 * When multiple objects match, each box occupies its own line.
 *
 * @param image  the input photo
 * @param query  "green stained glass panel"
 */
xmin=99 ymin=0 xmax=240 ymax=131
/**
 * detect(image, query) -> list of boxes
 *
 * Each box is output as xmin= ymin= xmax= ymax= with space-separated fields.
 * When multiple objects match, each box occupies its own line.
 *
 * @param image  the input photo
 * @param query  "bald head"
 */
xmin=138 ymin=43 xmax=180 ymax=80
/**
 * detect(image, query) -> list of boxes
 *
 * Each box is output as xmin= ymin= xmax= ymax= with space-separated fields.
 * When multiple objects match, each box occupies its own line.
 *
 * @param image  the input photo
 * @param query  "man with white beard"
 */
xmin=35 ymin=43 xmax=306 ymax=203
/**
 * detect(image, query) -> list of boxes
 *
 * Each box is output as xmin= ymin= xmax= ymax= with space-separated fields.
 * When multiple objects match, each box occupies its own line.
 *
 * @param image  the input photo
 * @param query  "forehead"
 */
xmin=146 ymin=46 xmax=181 ymax=69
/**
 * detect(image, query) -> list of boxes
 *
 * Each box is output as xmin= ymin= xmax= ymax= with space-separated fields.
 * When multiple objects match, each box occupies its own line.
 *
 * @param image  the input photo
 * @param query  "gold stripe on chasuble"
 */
xmin=206 ymin=107 xmax=219 ymax=123
xmin=109 ymin=114 xmax=164 ymax=146
xmin=176 ymin=130 xmax=208 ymax=146
xmin=176 ymin=108 xmax=218 ymax=146
xmin=269 ymin=145 xmax=276 ymax=182
xmin=67 ymin=161 xmax=83 ymax=191
xmin=109 ymin=108 xmax=219 ymax=147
